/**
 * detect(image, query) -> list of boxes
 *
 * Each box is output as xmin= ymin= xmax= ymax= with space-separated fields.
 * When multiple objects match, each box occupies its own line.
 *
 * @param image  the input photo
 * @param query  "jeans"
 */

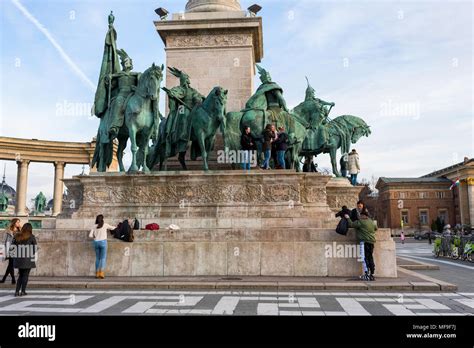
xmin=359 ymin=242 xmax=367 ymax=273
xmin=261 ymin=150 xmax=271 ymax=169
xmin=16 ymin=268 xmax=30 ymax=294
xmin=350 ymin=174 xmax=358 ymax=186
xmin=94 ymin=240 xmax=108 ymax=271
xmin=277 ymin=150 xmax=286 ymax=169
xmin=341 ymin=169 xmax=347 ymax=178
xmin=241 ymin=150 xmax=251 ymax=171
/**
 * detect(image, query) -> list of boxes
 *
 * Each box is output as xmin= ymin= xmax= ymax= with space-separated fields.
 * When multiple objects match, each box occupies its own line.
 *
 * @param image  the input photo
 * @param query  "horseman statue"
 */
xmin=225 ymin=65 xmax=298 ymax=168
xmin=92 ymin=12 xmax=163 ymax=173
xmin=293 ymin=78 xmax=335 ymax=153
xmin=161 ymin=67 xmax=205 ymax=169
xmin=150 ymin=68 xmax=228 ymax=171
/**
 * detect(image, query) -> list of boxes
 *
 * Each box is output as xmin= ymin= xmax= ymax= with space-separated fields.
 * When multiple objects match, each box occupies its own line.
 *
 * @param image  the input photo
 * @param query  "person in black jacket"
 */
xmin=350 ymin=200 xmax=369 ymax=222
xmin=274 ymin=126 xmax=288 ymax=169
xmin=261 ymin=124 xmax=275 ymax=170
xmin=240 ymin=126 xmax=256 ymax=171
xmin=11 ymin=223 xmax=37 ymax=297
xmin=335 ymin=206 xmax=352 ymax=219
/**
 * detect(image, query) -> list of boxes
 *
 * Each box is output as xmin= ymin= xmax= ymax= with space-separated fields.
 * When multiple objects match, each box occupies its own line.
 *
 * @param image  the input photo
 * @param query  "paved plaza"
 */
xmin=0 ymin=289 xmax=472 ymax=316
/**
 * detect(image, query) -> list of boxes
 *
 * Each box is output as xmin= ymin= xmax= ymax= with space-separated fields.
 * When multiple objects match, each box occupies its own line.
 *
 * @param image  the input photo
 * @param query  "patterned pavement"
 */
xmin=0 ymin=289 xmax=472 ymax=316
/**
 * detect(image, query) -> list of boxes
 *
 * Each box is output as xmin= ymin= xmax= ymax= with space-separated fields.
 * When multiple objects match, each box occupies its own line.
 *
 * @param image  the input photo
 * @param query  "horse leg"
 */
xmin=141 ymin=131 xmax=152 ymax=174
xmin=178 ymin=152 xmax=187 ymax=171
xmin=197 ymin=133 xmax=208 ymax=171
xmin=128 ymin=126 xmax=139 ymax=173
xmin=117 ymin=134 xmax=128 ymax=173
xmin=330 ymin=146 xmax=340 ymax=177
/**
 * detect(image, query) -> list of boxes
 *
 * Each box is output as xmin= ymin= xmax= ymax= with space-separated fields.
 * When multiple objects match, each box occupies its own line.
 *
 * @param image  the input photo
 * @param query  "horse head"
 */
xmin=141 ymin=63 xmax=164 ymax=100
xmin=204 ymin=86 xmax=228 ymax=122
xmin=350 ymin=118 xmax=371 ymax=144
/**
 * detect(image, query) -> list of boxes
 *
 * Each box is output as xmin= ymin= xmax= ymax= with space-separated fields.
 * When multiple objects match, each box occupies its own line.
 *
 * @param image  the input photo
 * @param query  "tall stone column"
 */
xmin=467 ymin=178 xmax=474 ymax=226
xmin=52 ymin=161 xmax=66 ymax=216
xmin=15 ymin=159 xmax=30 ymax=216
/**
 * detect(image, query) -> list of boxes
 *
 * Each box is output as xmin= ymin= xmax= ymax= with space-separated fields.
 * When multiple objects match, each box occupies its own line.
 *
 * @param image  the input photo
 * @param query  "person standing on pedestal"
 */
xmin=348 ymin=149 xmax=360 ymax=186
xmin=1 ymin=218 xmax=20 ymax=284
xmin=340 ymin=153 xmax=349 ymax=178
xmin=241 ymin=126 xmax=256 ymax=171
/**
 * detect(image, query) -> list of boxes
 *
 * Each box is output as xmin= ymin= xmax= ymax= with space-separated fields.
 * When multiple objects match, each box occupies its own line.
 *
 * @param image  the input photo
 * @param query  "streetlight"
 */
xmin=247 ymin=4 xmax=262 ymax=17
xmin=155 ymin=7 xmax=169 ymax=20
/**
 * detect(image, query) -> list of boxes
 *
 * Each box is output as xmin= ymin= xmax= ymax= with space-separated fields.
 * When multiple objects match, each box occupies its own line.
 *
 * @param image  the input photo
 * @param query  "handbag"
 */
xmin=335 ymin=218 xmax=349 ymax=236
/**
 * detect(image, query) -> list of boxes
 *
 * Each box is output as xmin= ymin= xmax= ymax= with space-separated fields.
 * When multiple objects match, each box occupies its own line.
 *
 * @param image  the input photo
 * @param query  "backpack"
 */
xmin=336 ymin=218 xmax=349 ymax=236
xmin=133 ymin=218 xmax=140 ymax=230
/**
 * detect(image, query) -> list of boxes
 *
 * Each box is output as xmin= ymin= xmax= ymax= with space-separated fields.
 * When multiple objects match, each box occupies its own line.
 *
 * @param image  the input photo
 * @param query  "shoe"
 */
xmin=95 ymin=271 xmax=100 ymax=279
xmin=0 ymin=279 xmax=5 ymax=284
xmin=369 ymin=274 xmax=375 ymax=281
xmin=12 ymin=280 xmax=16 ymax=285
xmin=21 ymin=291 xmax=27 ymax=296
xmin=359 ymin=273 xmax=369 ymax=281
xmin=99 ymin=271 xmax=105 ymax=279
xmin=14 ymin=292 xmax=21 ymax=297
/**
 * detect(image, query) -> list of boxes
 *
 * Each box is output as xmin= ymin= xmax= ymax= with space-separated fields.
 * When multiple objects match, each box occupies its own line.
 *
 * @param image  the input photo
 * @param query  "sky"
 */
xmin=0 ymin=0 xmax=472 ymax=206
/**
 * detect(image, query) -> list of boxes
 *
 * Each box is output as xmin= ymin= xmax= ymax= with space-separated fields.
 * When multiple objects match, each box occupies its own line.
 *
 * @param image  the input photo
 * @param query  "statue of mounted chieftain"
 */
xmin=91 ymin=12 xmax=370 ymax=176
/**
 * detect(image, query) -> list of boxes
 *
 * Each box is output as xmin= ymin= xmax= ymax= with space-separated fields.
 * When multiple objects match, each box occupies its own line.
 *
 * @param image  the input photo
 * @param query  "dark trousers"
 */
xmin=1 ymin=258 xmax=15 ymax=282
xmin=364 ymin=243 xmax=375 ymax=275
xmin=16 ymin=268 xmax=31 ymax=294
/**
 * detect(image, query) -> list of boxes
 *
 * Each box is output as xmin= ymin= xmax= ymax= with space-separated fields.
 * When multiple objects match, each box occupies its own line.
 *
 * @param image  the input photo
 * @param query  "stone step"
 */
xmin=28 ymin=227 xmax=392 ymax=243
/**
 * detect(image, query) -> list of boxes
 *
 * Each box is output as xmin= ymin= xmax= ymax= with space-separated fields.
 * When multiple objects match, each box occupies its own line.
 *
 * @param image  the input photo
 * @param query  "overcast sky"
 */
xmin=0 ymin=0 xmax=472 ymax=206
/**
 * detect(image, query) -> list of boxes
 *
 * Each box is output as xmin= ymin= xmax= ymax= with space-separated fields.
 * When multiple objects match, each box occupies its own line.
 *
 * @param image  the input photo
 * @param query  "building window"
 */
xmin=436 ymin=191 xmax=445 ymax=199
xmin=419 ymin=192 xmax=428 ymax=199
xmin=438 ymin=210 xmax=448 ymax=224
xmin=419 ymin=210 xmax=429 ymax=225
xmin=401 ymin=210 xmax=409 ymax=225
xmin=399 ymin=192 xmax=406 ymax=199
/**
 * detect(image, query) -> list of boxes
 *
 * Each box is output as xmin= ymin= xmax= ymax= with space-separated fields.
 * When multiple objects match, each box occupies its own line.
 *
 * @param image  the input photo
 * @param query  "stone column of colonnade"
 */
xmin=15 ymin=159 xmax=30 ymax=216
xmin=52 ymin=161 xmax=66 ymax=216
xmin=467 ymin=178 xmax=474 ymax=227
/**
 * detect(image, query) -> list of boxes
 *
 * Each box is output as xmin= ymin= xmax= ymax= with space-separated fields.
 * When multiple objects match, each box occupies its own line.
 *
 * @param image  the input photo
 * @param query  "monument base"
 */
xmin=0 ymin=172 xmax=396 ymax=278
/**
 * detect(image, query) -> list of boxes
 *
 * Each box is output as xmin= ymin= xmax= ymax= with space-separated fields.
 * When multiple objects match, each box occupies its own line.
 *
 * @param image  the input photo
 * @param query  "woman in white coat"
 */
xmin=348 ymin=149 xmax=360 ymax=186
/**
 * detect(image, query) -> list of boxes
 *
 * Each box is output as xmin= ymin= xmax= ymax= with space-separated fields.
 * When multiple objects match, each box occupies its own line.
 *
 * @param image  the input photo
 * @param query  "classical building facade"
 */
xmin=0 ymin=136 xmax=117 ymax=217
xmin=375 ymin=157 xmax=473 ymax=233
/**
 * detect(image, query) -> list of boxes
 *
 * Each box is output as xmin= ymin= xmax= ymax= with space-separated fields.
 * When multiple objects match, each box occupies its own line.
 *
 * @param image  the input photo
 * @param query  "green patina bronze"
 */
xmin=151 ymin=85 xmax=228 ymax=171
xmin=225 ymin=68 xmax=371 ymax=174
xmin=34 ymin=192 xmax=46 ymax=214
xmin=0 ymin=191 xmax=8 ymax=213
xmin=89 ymin=12 xmax=371 ymax=175
xmin=162 ymin=67 xmax=205 ymax=161
xmin=92 ymin=13 xmax=163 ymax=173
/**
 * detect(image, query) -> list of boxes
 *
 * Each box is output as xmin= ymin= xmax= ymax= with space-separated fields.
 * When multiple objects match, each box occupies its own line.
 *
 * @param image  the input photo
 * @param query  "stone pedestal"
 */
xmin=154 ymin=10 xmax=263 ymax=113
xmin=51 ymin=172 xmax=398 ymax=278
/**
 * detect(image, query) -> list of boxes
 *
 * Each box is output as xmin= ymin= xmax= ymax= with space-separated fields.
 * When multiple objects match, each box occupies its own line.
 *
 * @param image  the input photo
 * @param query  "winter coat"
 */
xmin=11 ymin=234 xmax=37 ymax=269
xmin=274 ymin=132 xmax=289 ymax=151
xmin=348 ymin=152 xmax=360 ymax=175
xmin=347 ymin=217 xmax=377 ymax=244
xmin=335 ymin=207 xmax=352 ymax=219
xmin=241 ymin=133 xmax=256 ymax=151
xmin=262 ymin=129 xmax=275 ymax=152
xmin=2 ymin=229 xmax=14 ymax=261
